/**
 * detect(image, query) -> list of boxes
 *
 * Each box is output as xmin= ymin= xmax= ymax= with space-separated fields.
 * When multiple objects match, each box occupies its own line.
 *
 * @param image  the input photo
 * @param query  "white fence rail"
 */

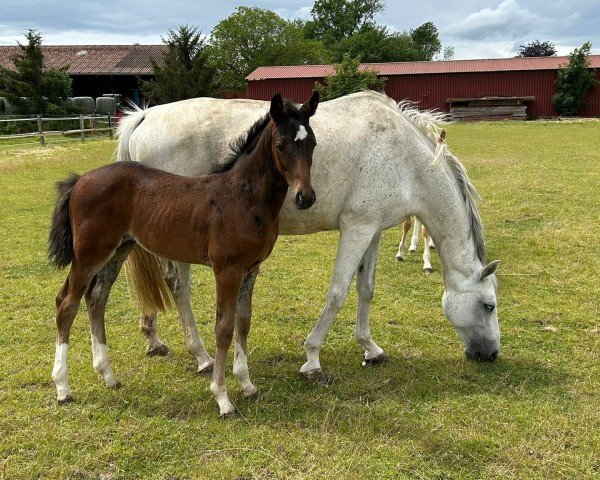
xmin=0 ymin=113 xmax=116 ymax=147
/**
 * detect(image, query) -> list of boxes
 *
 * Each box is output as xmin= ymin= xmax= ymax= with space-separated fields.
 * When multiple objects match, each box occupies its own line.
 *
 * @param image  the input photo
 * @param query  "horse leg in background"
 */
xmin=52 ymin=263 xmax=97 ymax=404
xmin=168 ymin=261 xmax=214 ymax=373
xmin=355 ymin=232 xmax=390 ymax=365
xmin=409 ymin=217 xmax=421 ymax=253
xmin=232 ymin=269 xmax=259 ymax=398
xmin=422 ymin=225 xmax=433 ymax=274
xmin=301 ymin=225 xmax=379 ymax=382
xmin=395 ymin=217 xmax=412 ymax=261
xmin=210 ymin=267 xmax=244 ymax=416
xmin=85 ymin=241 xmax=135 ymax=389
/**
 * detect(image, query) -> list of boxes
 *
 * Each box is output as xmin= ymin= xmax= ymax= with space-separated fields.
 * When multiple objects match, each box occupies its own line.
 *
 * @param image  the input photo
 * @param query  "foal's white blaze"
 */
xmin=295 ymin=125 xmax=308 ymax=142
xmin=91 ymin=335 xmax=119 ymax=388
xmin=52 ymin=343 xmax=71 ymax=400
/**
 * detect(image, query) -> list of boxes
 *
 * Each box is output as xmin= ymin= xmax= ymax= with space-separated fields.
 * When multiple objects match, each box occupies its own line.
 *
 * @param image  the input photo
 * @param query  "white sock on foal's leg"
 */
xmin=52 ymin=342 xmax=72 ymax=402
xmin=91 ymin=335 xmax=120 ymax=388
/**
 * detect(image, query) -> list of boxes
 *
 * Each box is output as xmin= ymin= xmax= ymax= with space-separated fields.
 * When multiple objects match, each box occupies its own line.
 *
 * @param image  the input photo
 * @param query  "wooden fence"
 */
xmin=0 ymin=113 xmax=116 ymax=147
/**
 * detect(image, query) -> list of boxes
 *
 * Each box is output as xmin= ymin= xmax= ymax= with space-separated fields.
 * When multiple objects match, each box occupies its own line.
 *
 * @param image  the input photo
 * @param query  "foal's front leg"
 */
xmin=211 ymin=267 xmax=244 ymax=416
xmin=233 ymin=269 xmax=259 ymax=398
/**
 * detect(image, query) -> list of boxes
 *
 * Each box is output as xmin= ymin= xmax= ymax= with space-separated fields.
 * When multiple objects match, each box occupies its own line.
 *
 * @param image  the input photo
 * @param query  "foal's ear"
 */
xmin=270 ymin=93 xmax=285 ymax=123
xmin=300 ymin=91 xmax=319 ymax=118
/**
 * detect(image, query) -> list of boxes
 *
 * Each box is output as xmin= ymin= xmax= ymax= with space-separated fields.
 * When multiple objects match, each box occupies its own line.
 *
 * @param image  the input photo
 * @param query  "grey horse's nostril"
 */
xmin=490 ymin=350 xmax=499 ymax=361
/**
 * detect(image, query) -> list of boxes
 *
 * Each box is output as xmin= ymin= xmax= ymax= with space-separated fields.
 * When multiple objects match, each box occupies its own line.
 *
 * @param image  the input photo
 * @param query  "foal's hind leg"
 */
xmin=409 ymin=217 xmax=421 ymax=253
xmin=52 ymin=265 xmax=97 ymax=404
xmin=168 ymin=262 xmax=214 ymax=373
xmin=233 ymin=269 xmax=259 ymax=398
xmin=85 ymin=241 xmax=135 ymax=389
xmin=355 ymin=232 xmax=389 ymax=365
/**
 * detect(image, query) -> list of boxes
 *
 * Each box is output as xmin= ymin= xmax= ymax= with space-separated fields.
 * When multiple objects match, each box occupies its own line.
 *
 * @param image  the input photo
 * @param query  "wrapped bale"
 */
xmin=72 ymin=96 xmax=95 ymax=114
xmin=95 ymin=96 xmax=116 ymax=115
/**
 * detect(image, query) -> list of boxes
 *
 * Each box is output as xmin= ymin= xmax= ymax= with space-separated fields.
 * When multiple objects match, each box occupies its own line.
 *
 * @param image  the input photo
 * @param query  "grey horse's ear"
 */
xmin=480 ymin=260 xmax=501 ymax=280
xmin=300 ymin=91 xmax=319 ymax=118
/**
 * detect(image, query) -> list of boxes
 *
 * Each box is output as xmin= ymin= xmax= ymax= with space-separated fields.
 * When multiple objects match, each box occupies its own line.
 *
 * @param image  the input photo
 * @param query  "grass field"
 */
xmin=0 ymin=121 xmax=599 ymax=479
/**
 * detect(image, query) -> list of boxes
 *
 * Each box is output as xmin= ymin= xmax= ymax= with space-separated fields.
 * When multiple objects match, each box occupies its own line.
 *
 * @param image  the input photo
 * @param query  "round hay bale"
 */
xmin=95 ymin=96 xmax=116 ymax=115
xmin=72 ymin=96 xmax=95 ymax=114
xmin=3 ymin=98 xmax=18 ymax=115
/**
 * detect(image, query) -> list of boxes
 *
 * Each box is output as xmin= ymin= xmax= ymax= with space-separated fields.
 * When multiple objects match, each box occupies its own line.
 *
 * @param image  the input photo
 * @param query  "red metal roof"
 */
xmin=246 ymin=55 xmax=600 ymax=80
xmin=0 ymin=45 xmax=165 ymax=75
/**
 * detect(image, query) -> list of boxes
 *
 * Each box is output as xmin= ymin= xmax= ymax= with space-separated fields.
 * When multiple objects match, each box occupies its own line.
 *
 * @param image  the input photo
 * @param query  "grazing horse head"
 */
xmin=442 ymin=260 xmax=501 ymax=361
xmin=269 ymin=92 xmax=319 ymax=210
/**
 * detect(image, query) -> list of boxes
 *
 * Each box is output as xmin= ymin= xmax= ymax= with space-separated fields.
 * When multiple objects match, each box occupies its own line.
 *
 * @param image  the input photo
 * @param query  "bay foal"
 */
xmin=48 ymin=92 xmax=319 ymax=415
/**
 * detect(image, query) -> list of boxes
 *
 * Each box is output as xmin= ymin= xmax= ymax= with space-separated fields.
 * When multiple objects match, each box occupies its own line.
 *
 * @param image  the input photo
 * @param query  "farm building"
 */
xmin=247 ymin=55 xmax=600 ymax=119
xmin=0 ymin=44 xmax=164 ymax=104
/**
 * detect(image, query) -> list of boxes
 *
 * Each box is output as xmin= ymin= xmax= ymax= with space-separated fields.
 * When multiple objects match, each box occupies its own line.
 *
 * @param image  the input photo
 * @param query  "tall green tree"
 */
xmin=304 ymin=0 xmax=385 ymax=45
xmin=516 ymin=40 xmax=557 ymax=57
xmin=314 ymin=54 xmax=387 ymax=100
xmin=410 ymin=22 xmax=442 ymax=61
xmin=140 ymin=25 xmax=217 ymax=104
xmin=209 ymin=7 xmax=329 ymax=92
xmin=552 ymin=42 xmax=597 ymax=116
xmin=0 ymin=29 xmax=72 ymax=114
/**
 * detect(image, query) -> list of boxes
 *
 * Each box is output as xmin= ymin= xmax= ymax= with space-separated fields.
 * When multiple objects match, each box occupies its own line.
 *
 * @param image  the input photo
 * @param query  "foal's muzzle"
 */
xmin=295 ymin=189 xmax=316 ymax=210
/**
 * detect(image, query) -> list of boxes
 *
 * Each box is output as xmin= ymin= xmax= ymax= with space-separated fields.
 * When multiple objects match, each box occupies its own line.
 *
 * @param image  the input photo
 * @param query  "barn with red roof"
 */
xmin=246 ymin=56 xmax=600 ymax=118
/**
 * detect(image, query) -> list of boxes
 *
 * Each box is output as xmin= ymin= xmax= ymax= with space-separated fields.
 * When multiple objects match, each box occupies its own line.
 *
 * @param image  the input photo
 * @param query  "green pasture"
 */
xmin=0 ymin=121 xmax=598 ymax=479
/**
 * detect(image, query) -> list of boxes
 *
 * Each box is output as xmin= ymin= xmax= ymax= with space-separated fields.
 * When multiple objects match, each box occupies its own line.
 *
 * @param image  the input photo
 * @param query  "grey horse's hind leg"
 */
xmin=85 ymin=240 xmax=135 ymax=389
xmin=355 ymin=232 xmax=389 ymax=366
xmin=168 ymin=262 xmax=214 ymax=373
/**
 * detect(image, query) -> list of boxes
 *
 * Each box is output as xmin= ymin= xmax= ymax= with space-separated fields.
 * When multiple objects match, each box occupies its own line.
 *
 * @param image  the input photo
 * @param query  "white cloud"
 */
xmin=445 ymin=0 xmax=543 ymax=40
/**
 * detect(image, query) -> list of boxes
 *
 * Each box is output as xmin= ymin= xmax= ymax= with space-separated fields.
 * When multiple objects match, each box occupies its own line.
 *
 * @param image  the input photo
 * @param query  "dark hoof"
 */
xmin=146 ymin=344 xmax=170 ymax=357
xmin=409 ymin=248 xmax=417 ymax=253
xmin=198 ymin=363 xmax=214 ymax=375
xmin=395 ymin=255 xmax=403 ymax=262
xmin=58 ymin=395 xmax=74 ymax=405
xmin=423 ymin=268 xmax=434 ymax=275
xmin=109 ymin=381 xmax=122 ymax=390
xmin=362 ymin=352 xmax=391 ymax=367
xmin=301 ymin=369 xmax=334 ymax=385
xmin=219 ymin=410 xmax=236 ymax=419
xmin=244 ymin=389 xmax=261 ymax=401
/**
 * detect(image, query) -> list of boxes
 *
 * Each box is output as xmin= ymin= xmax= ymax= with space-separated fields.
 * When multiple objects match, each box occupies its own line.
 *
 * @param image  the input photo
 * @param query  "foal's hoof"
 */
xmin=301 ymin=369 xmax=334 ymax=385
xmin=423 ymin=268 xmax=434 ymax=275
xmin=197 ymin=361 xmax=214 ymax=375
xmin=362 ymin=352 xmax=391 ymax=367
xmin=146 ymin=344 xmax=170 ymax=357
xmin=57 ymin=395 xmax=74 ymax=406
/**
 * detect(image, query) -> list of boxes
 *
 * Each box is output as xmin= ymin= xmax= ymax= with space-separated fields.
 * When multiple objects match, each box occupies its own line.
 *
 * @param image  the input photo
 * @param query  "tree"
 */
xmin=209 ymin=7 xmax=329 ymax=92
xmin=552 ymin=42 xmax=597 ymax=116
xmin=304 ymin=0 xmax=385 ymax=45
xmin=0 ymin=29 xmax=72 ymax=114
xmin=140 ymin=25 xmax=217 ymax=104
xmin=410 ymin=22 xmax=442 ymax=61
xmin=314 ymin=54 xmax=387 ymax=100
xmin=516 ymin=40 xmax=557 ymax=57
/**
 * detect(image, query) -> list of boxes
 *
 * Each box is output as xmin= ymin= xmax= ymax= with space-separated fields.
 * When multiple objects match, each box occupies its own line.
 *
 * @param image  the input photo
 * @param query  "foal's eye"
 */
xmin=484 ymin=303 xmax=495 ymax=312
xmin=276 ymin=143 xmax=283 ymax=152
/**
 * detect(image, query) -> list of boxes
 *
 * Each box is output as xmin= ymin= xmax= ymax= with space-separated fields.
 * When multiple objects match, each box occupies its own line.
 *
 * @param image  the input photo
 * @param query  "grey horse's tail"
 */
xmin=115 ymin=104 xmax=147 ymax=163
xmin=48 ymin=174 xmax=80 ymax=268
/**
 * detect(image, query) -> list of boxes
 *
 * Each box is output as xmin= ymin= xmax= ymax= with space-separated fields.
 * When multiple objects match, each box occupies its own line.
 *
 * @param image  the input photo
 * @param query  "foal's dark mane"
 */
xmin=212 ymin=100 xmax=304 ymax=174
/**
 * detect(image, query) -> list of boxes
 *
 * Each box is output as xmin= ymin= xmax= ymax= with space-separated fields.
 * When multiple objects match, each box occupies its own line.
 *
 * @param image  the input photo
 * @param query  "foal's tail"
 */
xmin=48 ymin=174 xmax=80 ymax=268
xmin=124 ymin=245 xmax=174 ymax=315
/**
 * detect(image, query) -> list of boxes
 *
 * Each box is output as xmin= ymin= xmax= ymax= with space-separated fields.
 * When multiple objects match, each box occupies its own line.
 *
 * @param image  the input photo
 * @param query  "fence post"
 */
xmin=107 ymin=113 xmax=113 ymax=139
xmin=79 ymin=114 xmax=85 ymax=142
xmin=37 ymin=114 xmax=45 ymax=147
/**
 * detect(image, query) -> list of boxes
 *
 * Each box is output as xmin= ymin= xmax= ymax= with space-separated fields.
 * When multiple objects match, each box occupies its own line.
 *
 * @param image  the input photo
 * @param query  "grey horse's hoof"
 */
xmin=362 ymin=352 xmax=391 ymax=367
xmin=219 ymin=410 xmax=236 ymax=419
xmin=301 ymin=369 xmax=334 ymax=385
xmin=395 ymin=255 xmax=403 ymax=262
xmin=423 ymin=267 xmax=434 ymax=275
xmin=146 ymin=344 xmax=170 ymax=357
xmin=198 ymin=363 xmax=214 ymax=375
xmin=58 ymin=395 xmax=74 ymax=406
xmin=244 ymin=389 xmax=261 ymax=400
xmin=409 ymin=248 xmax=417 ymax=253
xmin=108 ymin=381 xmax=122 ymax=390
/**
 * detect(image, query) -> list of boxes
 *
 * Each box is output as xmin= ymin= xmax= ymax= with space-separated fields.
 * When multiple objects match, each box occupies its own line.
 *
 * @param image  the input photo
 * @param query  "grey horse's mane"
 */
xmin=395 ymin=97 xmax=487 ymax=263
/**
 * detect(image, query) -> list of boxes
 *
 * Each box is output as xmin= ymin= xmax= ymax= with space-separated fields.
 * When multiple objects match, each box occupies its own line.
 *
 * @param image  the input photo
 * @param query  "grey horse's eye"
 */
xmin=484 ymin=303 xmax=495 ymax=312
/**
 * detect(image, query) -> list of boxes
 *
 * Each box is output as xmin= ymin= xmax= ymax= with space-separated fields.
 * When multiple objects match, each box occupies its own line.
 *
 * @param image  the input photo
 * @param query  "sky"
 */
xmin=1 ymin=0 xmax=599 ymax=59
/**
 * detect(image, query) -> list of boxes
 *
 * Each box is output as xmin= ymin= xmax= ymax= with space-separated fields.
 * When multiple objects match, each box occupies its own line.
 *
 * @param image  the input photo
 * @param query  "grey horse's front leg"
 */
xmin=355 ymin=232 xmax=389 ymax=366
xmin=301 ymin=225 xmax=379 ymax=382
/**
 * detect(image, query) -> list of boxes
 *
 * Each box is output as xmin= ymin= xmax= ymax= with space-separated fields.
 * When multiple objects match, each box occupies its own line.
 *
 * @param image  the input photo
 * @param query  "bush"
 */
xmin=315 ymin=55 xmax=387 ymax=100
